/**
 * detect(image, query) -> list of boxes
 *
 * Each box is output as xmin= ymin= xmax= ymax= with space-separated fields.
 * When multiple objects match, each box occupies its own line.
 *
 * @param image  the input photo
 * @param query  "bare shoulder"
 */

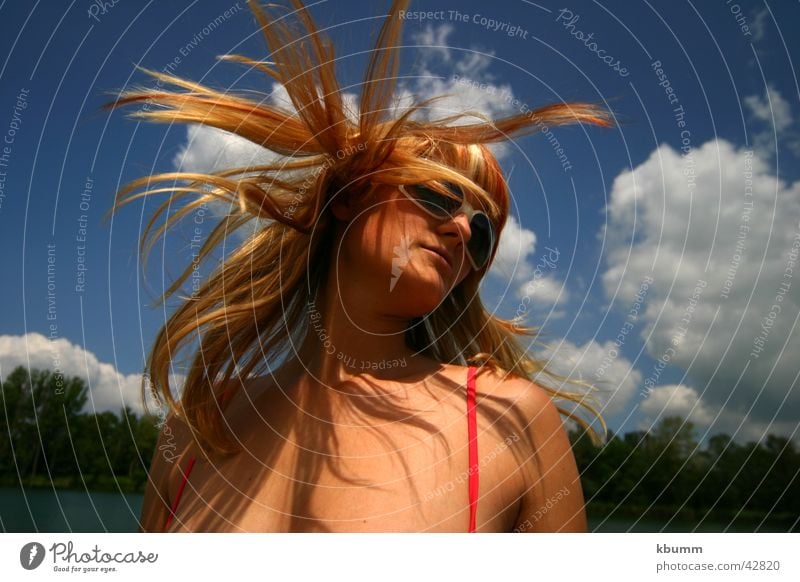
xmin=470 ymin=365 xmax=543 ymax=397
xmin=471 ymin=367 xmax=588 ymax=533
xmin=139 ymin=375 xmax=278 ymax=532
xmin=138 ymin=408 xmax=196 ymax=532
xmin=467 ymin=364 xmax=554 ymax=413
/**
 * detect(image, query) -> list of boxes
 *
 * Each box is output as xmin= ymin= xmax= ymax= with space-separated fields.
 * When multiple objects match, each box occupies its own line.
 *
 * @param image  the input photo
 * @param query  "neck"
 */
xmin=282 ymin=278 xmax=433 ymax=390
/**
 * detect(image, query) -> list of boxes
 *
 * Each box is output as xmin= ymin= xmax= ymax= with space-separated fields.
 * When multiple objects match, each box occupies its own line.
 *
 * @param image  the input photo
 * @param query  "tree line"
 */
xmin=1 ymin=366 xmax=797 ymax=528
xmin=0 ymin=366 xmax=158 ymax=493
xmin=569 ymin=417 xmax=799 ymax=529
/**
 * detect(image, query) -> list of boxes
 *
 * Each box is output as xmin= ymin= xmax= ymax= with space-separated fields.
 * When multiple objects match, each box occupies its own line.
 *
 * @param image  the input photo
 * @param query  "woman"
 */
xmin=104 ymin=0 xmax=612 ymax=532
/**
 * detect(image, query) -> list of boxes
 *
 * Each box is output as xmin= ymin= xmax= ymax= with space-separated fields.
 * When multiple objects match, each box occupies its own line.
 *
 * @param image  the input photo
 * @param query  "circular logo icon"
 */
xmin=19 ymin=542 xmax=46 ymax=570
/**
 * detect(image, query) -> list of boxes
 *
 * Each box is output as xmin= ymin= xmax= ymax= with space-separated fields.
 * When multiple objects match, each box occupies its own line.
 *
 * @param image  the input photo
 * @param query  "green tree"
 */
xmin=647 ymin=416 xmax=701 ymax=507
xmin=0 ymin=366 xmax=86 ymax=481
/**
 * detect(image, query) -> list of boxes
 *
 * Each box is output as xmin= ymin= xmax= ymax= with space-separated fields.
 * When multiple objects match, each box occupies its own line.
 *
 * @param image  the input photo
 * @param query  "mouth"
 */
xmin=421 ymin=245 xmax=453 ymax=270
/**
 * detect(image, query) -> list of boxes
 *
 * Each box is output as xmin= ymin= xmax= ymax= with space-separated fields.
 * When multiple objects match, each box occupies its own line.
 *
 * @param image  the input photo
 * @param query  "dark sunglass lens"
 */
xmin=467 ymin=213 xmax=493 ymax=269
xmin=444 ymin=183 xmax=466 ymax=214
xmin=410 ymin=184 xmax=462 ymax=216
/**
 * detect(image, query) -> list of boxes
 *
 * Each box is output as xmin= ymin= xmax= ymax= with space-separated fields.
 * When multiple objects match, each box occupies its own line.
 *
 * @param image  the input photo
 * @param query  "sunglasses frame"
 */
xmin=397 ymin=182 xmax=495 ymax=271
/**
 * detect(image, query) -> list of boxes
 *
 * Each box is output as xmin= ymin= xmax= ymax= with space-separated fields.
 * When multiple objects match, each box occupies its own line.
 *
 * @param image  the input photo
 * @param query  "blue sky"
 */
xmin=1 ymin=0 xmax=798 ymax=444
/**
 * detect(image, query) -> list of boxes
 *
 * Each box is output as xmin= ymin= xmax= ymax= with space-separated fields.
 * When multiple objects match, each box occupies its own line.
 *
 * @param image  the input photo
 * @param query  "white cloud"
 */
xmin=640 ymin=383 xmax=799 ymax=444
xmin=750 ymin=7 xmax=769 ymax=42
xmin=489 ymin=214 xmax=537 ymax=281
xmin=0 ymin=333 xmax=178 ymax=417
xmin=395 ymin=24 xmax=523 ymax=160
xmin=602 ymin=138 xmax=800 ymax=441
xmin=408 ymin=22 xmax=455 ymax=64
xmin=640 ymin=384 xmax=715 ymax=427
xmin=488 ymin=215 xmax=572 ymax=313
xmin=517 ymin=274 xmax=569 ymax=307
xmin=172 ymin=124 xmax=275 ymax=175
xmin=744 ymin=85 xmax=793 ymax=132
xmin=536 ymin=338 xmax=642 ymax=419
xmin=743 ymin=85 xmax=799 ymax=158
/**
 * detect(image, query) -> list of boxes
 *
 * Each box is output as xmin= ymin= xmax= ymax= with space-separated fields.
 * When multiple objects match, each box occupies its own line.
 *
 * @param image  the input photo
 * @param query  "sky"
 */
xmin=0 ymin=0 xmax=798 ymax=446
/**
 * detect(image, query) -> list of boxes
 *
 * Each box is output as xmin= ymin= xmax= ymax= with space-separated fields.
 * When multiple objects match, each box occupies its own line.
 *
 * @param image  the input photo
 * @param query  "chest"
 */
xmin=165 ymin=397 xmax=523 ymax=532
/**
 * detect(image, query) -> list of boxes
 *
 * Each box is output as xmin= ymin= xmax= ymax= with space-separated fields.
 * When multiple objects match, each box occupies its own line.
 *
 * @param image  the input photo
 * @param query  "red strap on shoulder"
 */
xmin=163 ymin=383 xmax=237 ymax=531
xmin=467 ymin=365 xmax=479 ymax=532
xmin=164 ymin=456 xmax=196 ymax=530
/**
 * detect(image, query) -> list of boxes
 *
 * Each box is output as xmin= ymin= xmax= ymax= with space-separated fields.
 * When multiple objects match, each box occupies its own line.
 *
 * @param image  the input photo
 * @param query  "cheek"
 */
xmin=340 ymin=209 xmax=424 ymax=268
xmin=334 ymin=203 xmax=469 ymax=310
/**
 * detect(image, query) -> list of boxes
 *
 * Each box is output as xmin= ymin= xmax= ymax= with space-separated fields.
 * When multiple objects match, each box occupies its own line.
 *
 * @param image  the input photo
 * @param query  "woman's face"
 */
xmin=331 ymin=182 xmax=482 ymax=317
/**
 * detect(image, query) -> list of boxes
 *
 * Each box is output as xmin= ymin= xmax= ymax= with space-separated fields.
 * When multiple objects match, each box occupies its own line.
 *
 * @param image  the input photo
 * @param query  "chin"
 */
xmin=391 ymin=271 xmax=453 ymax=315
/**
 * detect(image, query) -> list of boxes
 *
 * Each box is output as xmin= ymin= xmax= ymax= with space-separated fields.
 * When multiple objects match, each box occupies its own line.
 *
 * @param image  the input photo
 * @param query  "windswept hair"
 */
xmin=102 ymin=0 xmax=613 ymax=454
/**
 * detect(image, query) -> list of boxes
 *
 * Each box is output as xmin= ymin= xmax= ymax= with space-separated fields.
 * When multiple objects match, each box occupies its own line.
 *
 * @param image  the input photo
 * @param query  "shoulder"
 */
xmin=467 ymin=364 xmax=552 ymax=408
xmin=470 ymin=367 xmax=588 ymax=532
xmin=442 ymin=363 xmax=554 ymax=420
xmin=138 ymin=408 xmax=196 ymax=532
xmin=138 ymin=377 xmax=265 ymax=532
xmin=469 ymin=367 xmax=565 ymax=457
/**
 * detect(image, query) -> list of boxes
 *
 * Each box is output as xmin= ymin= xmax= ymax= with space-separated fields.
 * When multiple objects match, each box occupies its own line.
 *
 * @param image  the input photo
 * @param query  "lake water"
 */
xmin=0 ymin=486 xmax=144 ymax=533
xmin=0 ymin=487 xmax=785 ymax=532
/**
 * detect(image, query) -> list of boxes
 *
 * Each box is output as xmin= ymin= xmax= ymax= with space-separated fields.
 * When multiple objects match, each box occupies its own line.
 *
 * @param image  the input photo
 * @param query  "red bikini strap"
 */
xmin=164 ymin=456 xmax=196 ymax=530
xmin=467 ymin=365 xmax=479 ymax=532
xmin=163 ymin=382 xmax=237 ymax=530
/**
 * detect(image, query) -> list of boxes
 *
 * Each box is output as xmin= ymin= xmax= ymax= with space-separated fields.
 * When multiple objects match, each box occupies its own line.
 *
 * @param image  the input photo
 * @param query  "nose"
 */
xmin=438 ymin=212 xmax=472 ymax=248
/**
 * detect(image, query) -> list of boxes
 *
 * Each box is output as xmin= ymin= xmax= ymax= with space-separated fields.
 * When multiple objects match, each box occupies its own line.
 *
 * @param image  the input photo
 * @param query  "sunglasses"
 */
xmin=397 ymin=181 xmax=495 ymax=270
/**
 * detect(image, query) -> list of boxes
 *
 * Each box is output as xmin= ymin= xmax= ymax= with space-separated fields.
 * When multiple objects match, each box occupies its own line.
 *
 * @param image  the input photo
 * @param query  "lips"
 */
xmin=422 ymin=245 xmax=453 ymax=269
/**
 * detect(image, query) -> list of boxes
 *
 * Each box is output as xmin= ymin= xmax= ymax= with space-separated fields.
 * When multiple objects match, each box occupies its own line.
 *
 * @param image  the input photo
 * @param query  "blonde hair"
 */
xmin=102 ymin=0 xmax=613 ymax=454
